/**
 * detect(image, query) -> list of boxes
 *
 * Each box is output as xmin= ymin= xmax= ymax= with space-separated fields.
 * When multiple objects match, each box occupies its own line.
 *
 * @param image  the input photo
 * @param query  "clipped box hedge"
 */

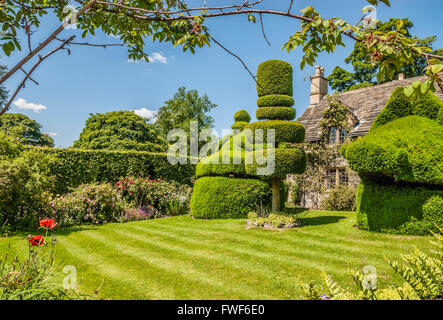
xmin=256 ymin=60 xmax=293 ymax=97
xmin=356 ymin=177 xmax=443 ymax=235
xmin=190 ymin=176 xmax=272 ymax=219
xmin=246 ymin=120 xmax=305 ymax=144
xmin=30 ymin=146 xmax=196 ymax=193
xmin=256 ymin=107 xmax=296 ymax=121
xmin=257 ymin=94 xmax=295 ymax=108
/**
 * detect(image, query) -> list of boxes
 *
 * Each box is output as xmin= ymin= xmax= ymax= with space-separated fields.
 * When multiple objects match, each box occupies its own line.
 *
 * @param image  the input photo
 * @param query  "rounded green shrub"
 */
xmin=256 ymin=60 xmax=293 ymax=97
xmin=234 ymin=110 xmax=251 ymax=123
xmin=231 ymin=121 xmax=249 ymax=131
xmin=190 ymin=176 xmax=272 ymax=219
xmin=257 ymin=95 xmax=294 ymax=108
xmin=356 ymin=177 xmax=443 ymax=235
xmin=256 ymin=107 xmax=295 ymax=121
xmin=245 ymin=147 xmax=306 ymax=178
xmin=246 ymin=120 xmax=305 ymax=144
xmin=321 ymin=185 xmax=356 ymax=211
xmin=343 ymin=116 xmax=443 ymax=185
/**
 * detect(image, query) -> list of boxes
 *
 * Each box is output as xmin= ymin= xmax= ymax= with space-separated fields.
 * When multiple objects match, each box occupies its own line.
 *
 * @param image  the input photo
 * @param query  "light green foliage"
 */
xmin=0 ymin=113 xmax=54 ymax=147
xmin=344 ymin=116 xmax=442 ymax=185
xmin=256 ymin=60 xmax=293 ymax=97
xmin=256 ymin=107 xmax=295 ymax=121
xmin=196 ymin=149 xmax=246 ymax=178
xmin=190 ymin=176 xmax=272 ymax=219
xmin=233 ymin=110 xmax=251 ymax=123
xmin=74 ymin=111 xmax=166 ymax=152
xmin=257 ymin=95 xmax=294 ymax=108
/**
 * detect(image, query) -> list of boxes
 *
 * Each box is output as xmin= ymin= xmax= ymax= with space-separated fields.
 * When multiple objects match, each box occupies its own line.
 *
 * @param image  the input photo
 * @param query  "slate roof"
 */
xmin=297 ymin=74 xmax=443 ymax=142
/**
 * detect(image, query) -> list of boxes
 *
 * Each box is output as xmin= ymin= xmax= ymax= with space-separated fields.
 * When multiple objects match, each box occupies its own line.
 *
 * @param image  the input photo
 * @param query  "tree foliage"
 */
xmin=0 ymin=113 xmax=54 ymax=147
xmin=155 ymin=86 xmax=216 ymax=145
xmin=328 ymin=18 xmax=441 ymax=92
xmin=73 ymin=110 xmax=166 ymax=151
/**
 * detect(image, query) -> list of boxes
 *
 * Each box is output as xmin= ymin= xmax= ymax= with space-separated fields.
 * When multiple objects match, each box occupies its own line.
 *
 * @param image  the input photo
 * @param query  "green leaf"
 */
xmin=404 ymin=85 xmax=413 ymax=97
xmin=431 ymin=64 xmax=443 ymax=74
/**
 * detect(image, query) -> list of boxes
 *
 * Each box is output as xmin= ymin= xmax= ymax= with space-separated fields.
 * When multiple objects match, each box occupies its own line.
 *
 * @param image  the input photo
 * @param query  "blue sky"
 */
xmin=2 ymin=0 xmax=443 ymax=147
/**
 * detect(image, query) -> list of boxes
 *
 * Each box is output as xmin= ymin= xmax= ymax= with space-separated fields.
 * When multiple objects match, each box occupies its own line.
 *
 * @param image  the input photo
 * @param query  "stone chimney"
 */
xmin=398 ymin=73 xmax=405 ymax=80
xmin=310 ymin=65 xmax=328 ymax=105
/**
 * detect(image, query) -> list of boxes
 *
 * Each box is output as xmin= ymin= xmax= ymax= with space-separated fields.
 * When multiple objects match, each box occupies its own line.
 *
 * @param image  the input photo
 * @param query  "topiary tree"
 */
xmin=191 ymin=110 xmax=272 ymax=219
xmin=341 ymin=89 xmax=443 ymax=235
xmin=245 ymin=60 xmax=307 ymax=212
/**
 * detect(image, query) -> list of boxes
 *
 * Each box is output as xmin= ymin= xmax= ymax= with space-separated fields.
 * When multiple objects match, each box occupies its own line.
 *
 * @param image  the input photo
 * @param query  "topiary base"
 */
xmin=356 ymin=177 xmax=443 ymax=235
xmin=190 ymin=176 xmax=272 ymax=219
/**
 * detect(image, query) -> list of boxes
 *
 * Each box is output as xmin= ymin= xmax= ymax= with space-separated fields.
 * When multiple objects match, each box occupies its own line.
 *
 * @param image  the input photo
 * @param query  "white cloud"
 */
xmin=127 ymin=52 xmax=168 ymax=64
xmin=133 ymin=108 xmax=157 ymax=121
xmin=12 ymin=98 xmax=47 ymax=113
xmin=44 ymin=132 xmax=57 ymax=137
xmin=148 ymin=52 xmax=168 ymax=64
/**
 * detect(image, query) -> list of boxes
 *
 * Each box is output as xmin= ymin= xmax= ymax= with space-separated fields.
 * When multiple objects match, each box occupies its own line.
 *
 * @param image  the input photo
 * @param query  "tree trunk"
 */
xmin=272 ymin=177 xmax=280 ymax=212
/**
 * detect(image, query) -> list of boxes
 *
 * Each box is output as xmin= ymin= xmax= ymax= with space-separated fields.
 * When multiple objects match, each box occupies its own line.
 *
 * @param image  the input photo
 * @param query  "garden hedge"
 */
xmin=245 ymin=147 xmax=306 ymax=178
xmin=356 ymin=177 xmax=443 ymax=235
xmin=31 ymin=146 xmax=196 ymax=193
xmin=246 ymin=120 xmax=305 ymax=144
xmin=257 ymin=94 xmax=294 ymax=108
xmin=256 ymin=60 xmax=293 ymax=97
xmin=196 ymin=150 xmax=246 ymax=178
xmin=190 ymin=176 xmax=272 ymax=219
xmin=231 ymin=121 xmax=250 ymax=131
xmin=256 ymin=107 xmax=296 ymax=121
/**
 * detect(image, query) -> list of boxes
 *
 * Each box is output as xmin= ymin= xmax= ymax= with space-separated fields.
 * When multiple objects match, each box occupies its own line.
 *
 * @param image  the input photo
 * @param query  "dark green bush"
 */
xmin=343 ymin=116 xmax=443 ymax=185
xmin=371 ymin=88 xmax=442 ymax=130
xmin=257 ymin=94 xmax=294 ymax=108
xmin=256 ymin=107 xmax=295 ymax=121
xmin=190 ymin=176 xmax=272 ymax=219
xmin=356 ymin=177 xmax=443 ymax=235
xmin=32 ymin=147 xmax=196 ymax=193
xmin=321 ymin=185 xmax=356 ymax=211
xmin=422 ymin=195 xmax=443 ymax=228
xmin=256 ymin=60 xmax=293 ymax=97
xmin=0 ymin=134 xmax=55 ymax=229
xmin=246 ymin=120 xmax=305 ymax=144
xmin=245 ymin=147 xmax=306 ymax=178
xmin=233 ymin=110 xmax=251 ymax=123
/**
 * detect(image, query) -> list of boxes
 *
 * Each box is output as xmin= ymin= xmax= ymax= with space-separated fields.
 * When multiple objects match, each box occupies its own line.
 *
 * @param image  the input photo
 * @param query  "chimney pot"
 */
xmin=310 ymin=66 xmax=328 ymax=105
xmin=398 ymin=73 xmax=405 ymax=80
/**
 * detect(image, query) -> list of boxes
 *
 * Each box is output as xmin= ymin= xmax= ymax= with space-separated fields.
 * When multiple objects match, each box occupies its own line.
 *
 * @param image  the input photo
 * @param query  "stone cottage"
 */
xmin=294 ymin=66 xmax=443 ymax=208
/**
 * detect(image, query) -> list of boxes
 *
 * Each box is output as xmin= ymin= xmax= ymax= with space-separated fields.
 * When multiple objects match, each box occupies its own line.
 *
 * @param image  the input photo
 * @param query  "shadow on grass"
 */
xmin=301 ymin=215 xmax=347 ymax=226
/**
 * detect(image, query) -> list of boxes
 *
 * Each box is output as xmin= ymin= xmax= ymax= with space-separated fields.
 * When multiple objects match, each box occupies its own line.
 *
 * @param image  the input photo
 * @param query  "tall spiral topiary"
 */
xmin=245 ymin=60 xmax=307 ymax=212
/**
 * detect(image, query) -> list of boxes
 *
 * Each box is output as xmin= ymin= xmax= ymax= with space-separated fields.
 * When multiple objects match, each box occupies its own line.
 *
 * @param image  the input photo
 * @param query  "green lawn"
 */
xmin=0 ymin=210 xmax=434 ymax=299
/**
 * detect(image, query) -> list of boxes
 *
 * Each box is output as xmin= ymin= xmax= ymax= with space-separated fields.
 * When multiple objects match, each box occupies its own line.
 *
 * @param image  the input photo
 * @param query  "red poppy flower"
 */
xmin=28 ymin=235 xmax=44 ymax=246
xmin=39 ymin=218 xmax=57 ymax=230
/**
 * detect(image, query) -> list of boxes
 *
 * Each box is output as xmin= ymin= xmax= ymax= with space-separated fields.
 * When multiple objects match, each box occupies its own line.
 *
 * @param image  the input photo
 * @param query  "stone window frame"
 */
xmin=324 ymin=166 xmax=349 ymax=189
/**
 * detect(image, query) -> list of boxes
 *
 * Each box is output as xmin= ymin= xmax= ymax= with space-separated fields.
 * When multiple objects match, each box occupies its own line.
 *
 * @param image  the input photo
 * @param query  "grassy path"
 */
xmin=0 ymin=211 xmax=434 ymax=299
